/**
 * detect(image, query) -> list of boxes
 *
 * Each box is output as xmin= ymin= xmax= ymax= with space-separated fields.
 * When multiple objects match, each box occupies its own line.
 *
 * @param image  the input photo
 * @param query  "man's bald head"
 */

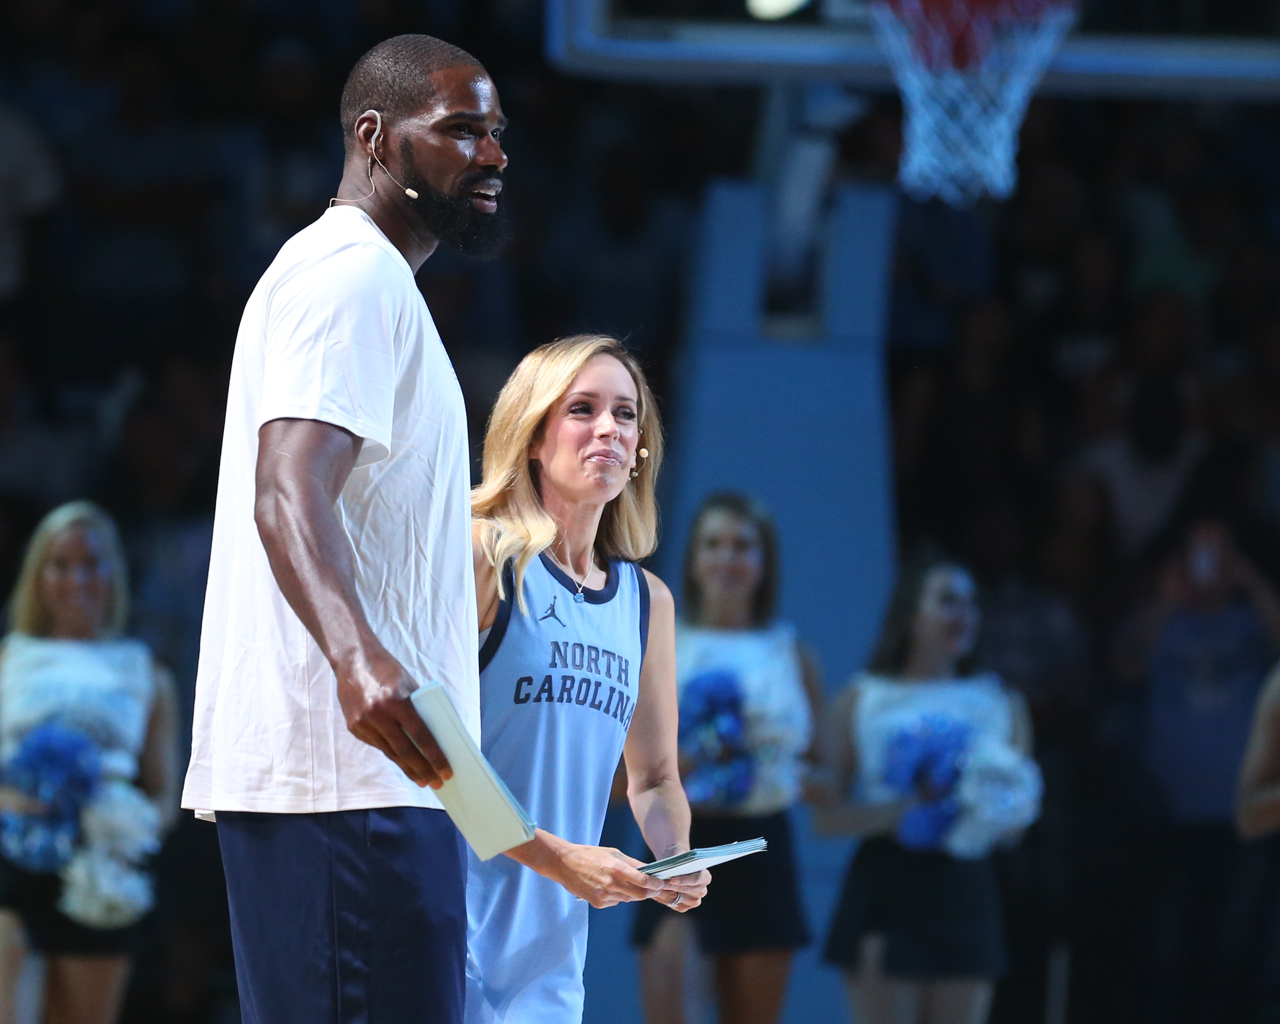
xmin=339 ymin=34 xmax=484 ymax=153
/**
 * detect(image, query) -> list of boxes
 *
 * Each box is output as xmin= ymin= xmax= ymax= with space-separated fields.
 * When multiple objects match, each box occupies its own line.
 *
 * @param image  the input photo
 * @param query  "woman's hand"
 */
xmin=506 ymin=829 xmax=664 ymax=909
xmin=0 ymin=786 xmax=42 ymax=815
xmin=650 ymin=868 xmax=710 ymax=913
xmin=551 ymin=843 xmax=665 ymax=909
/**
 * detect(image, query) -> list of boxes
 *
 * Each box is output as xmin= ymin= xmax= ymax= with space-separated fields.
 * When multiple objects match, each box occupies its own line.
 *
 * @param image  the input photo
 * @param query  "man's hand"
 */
xmin=254 ymin=418 xmax=457 ymax=789
xmin=335 ymin=647 xmax=452 ymax=788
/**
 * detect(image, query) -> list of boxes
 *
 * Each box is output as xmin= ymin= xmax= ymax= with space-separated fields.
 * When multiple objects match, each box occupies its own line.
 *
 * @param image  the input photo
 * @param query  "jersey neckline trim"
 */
xmin=538 ymin=551 xmax=620 ymax=604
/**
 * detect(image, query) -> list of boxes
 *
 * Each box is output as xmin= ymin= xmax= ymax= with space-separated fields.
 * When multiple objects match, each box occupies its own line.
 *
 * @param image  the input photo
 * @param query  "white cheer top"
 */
xmin=676 ymin=622 xmax=812 ymax=815
xmin=853 ymin=672 xmax=1013 ymax=804
xmin=0 ymin=634 xmax=156 ymax=780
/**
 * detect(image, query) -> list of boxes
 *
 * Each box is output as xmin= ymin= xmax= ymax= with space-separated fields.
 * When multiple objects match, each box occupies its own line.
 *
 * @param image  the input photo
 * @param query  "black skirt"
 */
xmin=823 ymin=836 xmax=1007 ymax=979
xmin=631 ymin=810 xmax=810 ymax=955
xmin=0 ymin=856 xmax=140 ymax=955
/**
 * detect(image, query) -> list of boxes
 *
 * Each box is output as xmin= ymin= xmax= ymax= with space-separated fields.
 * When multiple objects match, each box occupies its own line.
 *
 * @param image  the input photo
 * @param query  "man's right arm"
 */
xmin=254 ymin=417 xmax=451 ymax=789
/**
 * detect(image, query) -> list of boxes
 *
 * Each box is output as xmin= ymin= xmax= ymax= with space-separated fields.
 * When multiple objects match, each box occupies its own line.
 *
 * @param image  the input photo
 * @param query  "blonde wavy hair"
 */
xmin=10 ymin=501 xmax=130 ymax=637
xmin=472 ymin=336 xmax=664 ymax=607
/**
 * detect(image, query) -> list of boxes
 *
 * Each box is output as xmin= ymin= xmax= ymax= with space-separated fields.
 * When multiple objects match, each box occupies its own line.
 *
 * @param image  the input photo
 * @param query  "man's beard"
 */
xmin=399 ymin=141 xmax=510 ymax=259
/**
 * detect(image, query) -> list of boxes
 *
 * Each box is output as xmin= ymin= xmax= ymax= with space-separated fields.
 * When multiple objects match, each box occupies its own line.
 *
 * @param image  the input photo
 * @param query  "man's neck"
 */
xmin=333 ymin=165 xmax=439 ymax=272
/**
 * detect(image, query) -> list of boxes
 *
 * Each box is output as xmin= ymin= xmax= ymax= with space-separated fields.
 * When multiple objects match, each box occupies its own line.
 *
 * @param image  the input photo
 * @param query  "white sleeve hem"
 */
xmin=256 ymin=408 xmax=391 ymax=467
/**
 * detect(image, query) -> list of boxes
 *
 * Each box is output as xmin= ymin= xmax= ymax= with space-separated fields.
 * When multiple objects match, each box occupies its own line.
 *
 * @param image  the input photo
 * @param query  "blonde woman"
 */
xmin=466 ymin=336 xmax=709 ymax=1024
xmin=0 ymin=502 xmax=179 ymax=1024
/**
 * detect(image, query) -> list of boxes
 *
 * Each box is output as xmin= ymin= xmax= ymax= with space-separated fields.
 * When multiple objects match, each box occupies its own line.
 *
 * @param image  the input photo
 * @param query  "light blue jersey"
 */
xmin=466 ymin=552 xmax=650 ymax=1024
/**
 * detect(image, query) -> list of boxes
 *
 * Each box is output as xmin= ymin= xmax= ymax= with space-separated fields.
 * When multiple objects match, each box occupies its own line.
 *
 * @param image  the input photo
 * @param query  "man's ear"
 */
xmin=352 ymin=110 xmax=381 ymax=158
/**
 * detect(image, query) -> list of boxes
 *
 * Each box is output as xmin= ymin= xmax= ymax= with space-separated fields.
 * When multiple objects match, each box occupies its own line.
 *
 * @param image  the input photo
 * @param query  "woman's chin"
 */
xmin=545 ymin=473 xmax=627 ymax=507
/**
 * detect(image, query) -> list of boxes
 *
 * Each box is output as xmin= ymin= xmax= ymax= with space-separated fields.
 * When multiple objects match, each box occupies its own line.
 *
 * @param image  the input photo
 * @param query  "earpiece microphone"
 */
xmin=370 ymin=111 xmax=419 ymax=199
xmin=328 ymin=111 xmax=419 ymax=207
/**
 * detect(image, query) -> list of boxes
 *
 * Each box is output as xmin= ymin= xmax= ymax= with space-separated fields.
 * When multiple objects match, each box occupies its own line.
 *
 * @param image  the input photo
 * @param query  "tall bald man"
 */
xmin=181 ymin=36 xmax=509 ymax=1023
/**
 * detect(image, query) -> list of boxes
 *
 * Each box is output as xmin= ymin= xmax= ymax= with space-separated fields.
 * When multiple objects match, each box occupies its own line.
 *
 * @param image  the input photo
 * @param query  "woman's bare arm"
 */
xmin=623 ymin=572 xmax=709 ymax=905
xmin=797 ymin=643 xmax=825 ymax=762
xmin=1007 ymin=687 xmax=1034 ymax=757
xmin=472 ymin=523 xmax=501 ymax=632
xmin=1237 ymin=663 xmax=1280 ymax=839
xmin=810 ymin=684 xmax=912 ymax=838
xmin=138 ymin=664 xmax=181 ymax=835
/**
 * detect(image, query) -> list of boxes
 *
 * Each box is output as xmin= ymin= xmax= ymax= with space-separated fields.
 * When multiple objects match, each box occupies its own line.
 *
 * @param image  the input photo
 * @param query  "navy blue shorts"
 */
xmin=217 ymin=807 xmax=466 ymax=1024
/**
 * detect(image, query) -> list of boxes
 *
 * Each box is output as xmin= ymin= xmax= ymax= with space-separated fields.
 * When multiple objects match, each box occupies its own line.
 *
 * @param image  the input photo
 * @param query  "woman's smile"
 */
xmin=585 ymin=447 xmax=623 ymax=467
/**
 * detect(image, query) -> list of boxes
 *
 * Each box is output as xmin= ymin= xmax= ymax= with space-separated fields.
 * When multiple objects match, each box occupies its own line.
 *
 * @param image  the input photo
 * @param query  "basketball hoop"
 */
xmin=869 ymin=0 xmax=1076 ymax=207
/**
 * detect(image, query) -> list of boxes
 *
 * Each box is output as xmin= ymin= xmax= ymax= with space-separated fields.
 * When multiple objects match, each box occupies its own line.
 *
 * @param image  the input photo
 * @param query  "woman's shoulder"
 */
xmin=849 ymin=670 xmax=895 ymax=691
xmin=965 ymin=670 xmax=1007 ymax=694
xmin=107 ymin=636 xmax=158 ymax=679
xmin=637 ymin=566 xmax=672 ymax=605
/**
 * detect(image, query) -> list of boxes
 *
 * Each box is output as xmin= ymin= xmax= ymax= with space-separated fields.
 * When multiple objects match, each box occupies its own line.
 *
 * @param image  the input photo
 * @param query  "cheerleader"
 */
xmin=466 ymin=336 xmax=709 ymax=1024
xmin=0 ymin=502 xmax=178 ymax=1024
xmin=632 ymin=492 xmax=823 ymax=1024
xmin=816 ymin=557 xmax=1038 ymax=1024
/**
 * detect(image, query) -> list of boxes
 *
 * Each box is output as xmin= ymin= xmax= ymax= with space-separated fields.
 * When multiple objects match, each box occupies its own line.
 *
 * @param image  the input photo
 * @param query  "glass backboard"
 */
xmin=547 ymin=0 xmax=1280 ymax=96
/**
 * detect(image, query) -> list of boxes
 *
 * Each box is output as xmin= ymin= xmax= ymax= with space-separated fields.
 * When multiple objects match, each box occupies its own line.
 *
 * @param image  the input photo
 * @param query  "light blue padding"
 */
xmin=660 ymin=180 xmax=897 ymax=689
xmin=581 ymin=180 xmax=896 ymax=1024
xmin=467 ymin=555 xmax=646 ymax=1024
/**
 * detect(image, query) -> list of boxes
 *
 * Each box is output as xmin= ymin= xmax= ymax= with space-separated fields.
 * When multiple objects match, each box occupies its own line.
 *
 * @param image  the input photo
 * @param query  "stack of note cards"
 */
xmin=410 ymin=685 xmax=536 ymax=861
xmin=640 ymin=838 xmax=768 ymax=879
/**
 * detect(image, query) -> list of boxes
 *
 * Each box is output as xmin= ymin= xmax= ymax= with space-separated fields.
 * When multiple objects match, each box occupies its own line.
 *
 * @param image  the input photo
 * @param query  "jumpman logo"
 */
xmin=539 ymin=595 xmax=566 ymax=628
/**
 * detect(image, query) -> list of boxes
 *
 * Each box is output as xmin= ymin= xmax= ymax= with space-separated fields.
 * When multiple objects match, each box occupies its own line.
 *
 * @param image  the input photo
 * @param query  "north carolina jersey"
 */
xmin=465 ymin=552 xmax=649 ymax=1024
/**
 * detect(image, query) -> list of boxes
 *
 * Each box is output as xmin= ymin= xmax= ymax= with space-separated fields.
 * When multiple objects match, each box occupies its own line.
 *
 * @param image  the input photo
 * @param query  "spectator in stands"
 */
xmin=1112 ymin=519 xmax=1280 ymax=1024
xmin=633 ymin=492 xmax=822 ymax=1024
xmin=966 ymin=495 xmax=1091 ymax=730
xmin=0 ymin=336 xmax=102 ymax=507
xmin=233 ymin=38 xmax=345 ymax=284
xmin=0 ymin=104 xmax=61 ymax=310
xmin=1080 ymin=374 xmax=1207 ymax=559
xmin=816 ymin=556 xmax=1036 ymax=1024
xmin=1041 ymin=231 xmax=1124 ymax=424
xmin=964 ymin=496 xmax=1091 ymax=1024
xmin=62 ymin=38 xmax=219 ymax=339
xmin=1037 ymin=468 xmax=1124 ymax=635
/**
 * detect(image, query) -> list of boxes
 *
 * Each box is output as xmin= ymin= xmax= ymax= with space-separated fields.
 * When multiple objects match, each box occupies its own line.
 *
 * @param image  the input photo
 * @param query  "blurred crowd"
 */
xmin=844 ymin=96 xmax=1280 ymax=1023
xmin=3 ymin=1 xmax=1280 ymax=1023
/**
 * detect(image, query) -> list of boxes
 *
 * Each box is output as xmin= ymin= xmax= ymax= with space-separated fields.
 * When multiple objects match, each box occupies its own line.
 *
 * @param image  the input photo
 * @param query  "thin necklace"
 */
xmin=549 ymin=547 xmax=594 ymax=603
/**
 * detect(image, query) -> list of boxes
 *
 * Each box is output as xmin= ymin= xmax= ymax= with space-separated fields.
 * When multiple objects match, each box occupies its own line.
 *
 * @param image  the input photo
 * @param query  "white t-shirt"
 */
xmin=181 ymin=205 xmax=479 ymax=816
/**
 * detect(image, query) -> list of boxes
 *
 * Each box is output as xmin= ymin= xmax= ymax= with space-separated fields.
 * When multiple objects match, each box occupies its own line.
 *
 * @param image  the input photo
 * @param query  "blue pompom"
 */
xmin=7 ymin=722 xmax=102 ymax=813
xmin=897 ymin=796 xmax=961 ymax=850
xmin=2 ymin=722 xmax=102 ymax=873
xmin=882 ymin=716 xmax=971 ymax=800
xmin=679 ymin=671 xmax=755 ymax=806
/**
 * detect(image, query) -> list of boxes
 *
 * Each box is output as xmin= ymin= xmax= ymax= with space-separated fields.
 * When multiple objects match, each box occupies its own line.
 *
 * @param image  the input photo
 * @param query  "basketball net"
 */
xmin=869 ymin=0 xmax=1076 ymax=207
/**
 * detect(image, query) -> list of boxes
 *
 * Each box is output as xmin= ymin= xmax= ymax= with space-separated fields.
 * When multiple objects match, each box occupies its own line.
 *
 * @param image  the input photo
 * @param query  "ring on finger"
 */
xmin=670 ymin=891 xmax=682 ymax=908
